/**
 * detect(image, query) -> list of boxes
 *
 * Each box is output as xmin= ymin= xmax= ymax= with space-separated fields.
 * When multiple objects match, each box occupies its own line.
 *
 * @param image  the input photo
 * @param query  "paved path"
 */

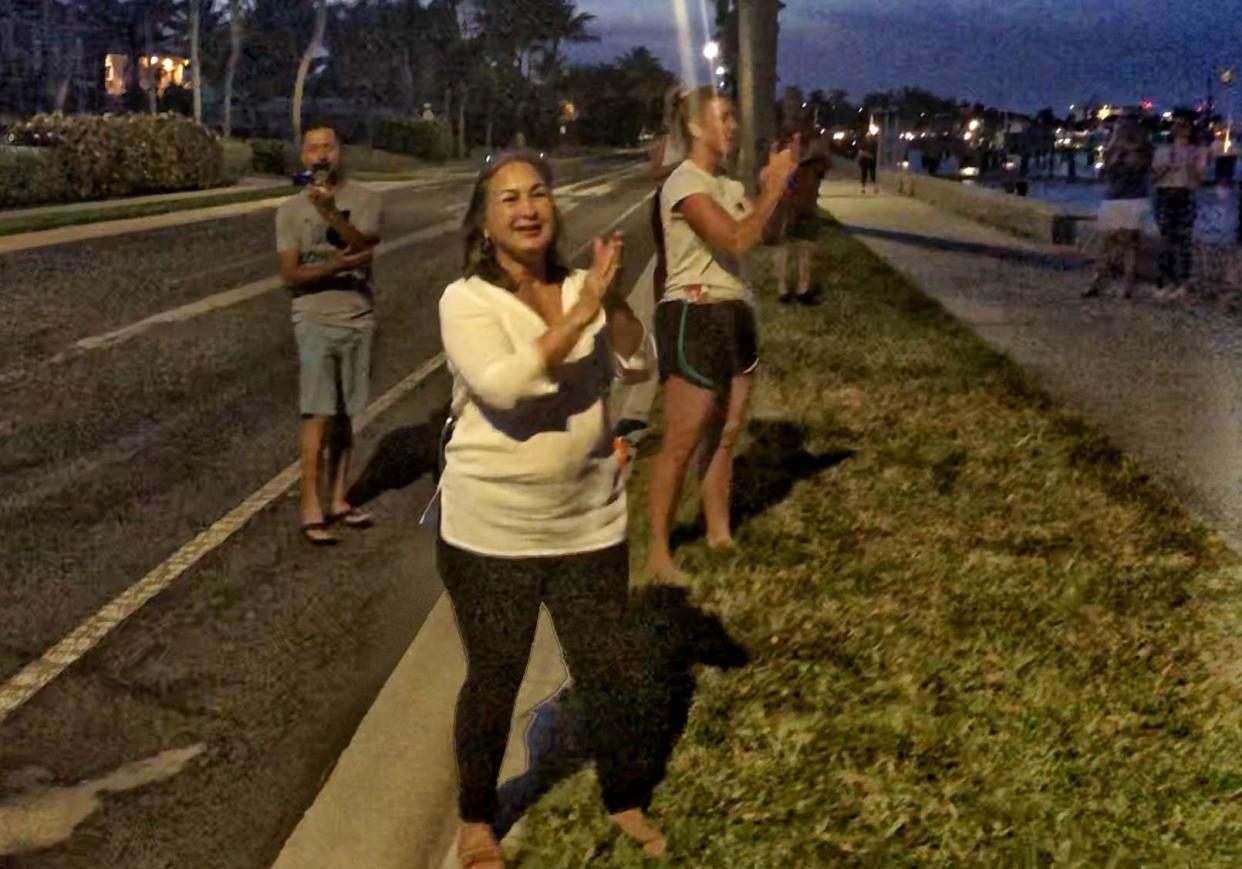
xmin=820 ymin=178 xmax=1242 ymax=550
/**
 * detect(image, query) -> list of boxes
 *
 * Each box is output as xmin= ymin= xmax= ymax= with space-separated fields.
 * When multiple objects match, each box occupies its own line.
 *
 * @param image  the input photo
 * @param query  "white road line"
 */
xmin=0 ymin=188 xmax=655 ymax=725
xmin=59 ymin=166 xmax=641 ymax=358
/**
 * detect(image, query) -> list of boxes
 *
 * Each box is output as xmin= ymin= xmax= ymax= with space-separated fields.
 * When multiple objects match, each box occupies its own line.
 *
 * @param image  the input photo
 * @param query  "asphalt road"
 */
xmin=0 ymin=153 xmax=657 ymax=868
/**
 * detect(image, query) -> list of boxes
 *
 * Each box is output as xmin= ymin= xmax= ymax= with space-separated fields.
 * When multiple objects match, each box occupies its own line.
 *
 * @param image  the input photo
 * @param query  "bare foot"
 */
xmin=646 ymin=552 xmax=689 ymax=584
xmin=705 ymin=535 xmax=736 ymax=551
xmin=610 ymin=809 xmax=667 ymax=858
xmin=458 ymin=823 xmax=505 ymax=868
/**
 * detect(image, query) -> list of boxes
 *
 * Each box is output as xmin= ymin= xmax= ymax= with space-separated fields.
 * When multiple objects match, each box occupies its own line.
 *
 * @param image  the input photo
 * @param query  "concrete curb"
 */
xmin=270 ymin=593 xmax=569 ymax=869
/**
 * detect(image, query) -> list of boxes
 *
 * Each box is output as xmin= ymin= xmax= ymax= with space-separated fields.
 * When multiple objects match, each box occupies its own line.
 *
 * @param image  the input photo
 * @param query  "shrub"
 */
xmin=220 ymin=138 xmax=253 ymax=184
xmin=248 ymin=138 xmax=296 ymax=176
xmin=2 ymin=112 xmax=223 ymax=206
xmin=373 ymin=117 xmax=451 ymax=162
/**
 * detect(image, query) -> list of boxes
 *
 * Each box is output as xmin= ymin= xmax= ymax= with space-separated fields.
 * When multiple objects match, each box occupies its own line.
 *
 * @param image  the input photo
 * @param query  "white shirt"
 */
xmin=660 ymin=159 xmax=753 ymax=304
xmin=437 ymin=271 xmax=650 ymax=557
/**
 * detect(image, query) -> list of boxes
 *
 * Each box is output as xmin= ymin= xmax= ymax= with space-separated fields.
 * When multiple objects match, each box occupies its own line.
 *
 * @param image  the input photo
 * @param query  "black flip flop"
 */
xmin=302 ymin=521 xmax=339 ymax=546
xmin=327 ymin=508 xmax=374 ymax=529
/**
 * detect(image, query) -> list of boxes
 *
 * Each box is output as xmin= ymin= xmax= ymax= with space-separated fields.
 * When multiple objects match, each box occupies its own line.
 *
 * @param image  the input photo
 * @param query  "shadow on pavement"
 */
xmin=345 ymin=404 xmax=449 ymax=508
xmin=671 ymin=419 xmax=854 ymax=551
xmin=492 ymin=584 xmax=749 ymax=840
xmin=841 ymin=224 xmax=1091 ymax=271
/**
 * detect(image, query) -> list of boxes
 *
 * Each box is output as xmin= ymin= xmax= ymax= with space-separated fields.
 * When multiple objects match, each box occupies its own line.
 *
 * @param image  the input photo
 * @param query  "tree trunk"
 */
xmin=223 ymin=0 xmax=243 ymax=139
xmin=189 ymin=0 xmax=202 ymax=123
xmin=736 ymin=0 xmax=779 ymax=191
xmin=292 ymin=0 xmax=327 ymax=144
xmin=456 ymin=84 xmax=468 ymax=158
xmin=143 ymin=11 xmax=157 ymax=114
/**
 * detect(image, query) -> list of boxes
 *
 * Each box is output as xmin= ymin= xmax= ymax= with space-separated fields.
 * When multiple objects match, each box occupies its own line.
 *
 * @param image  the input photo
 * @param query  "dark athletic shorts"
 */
xmin=656 ymin=299 xmax=758 ymax=390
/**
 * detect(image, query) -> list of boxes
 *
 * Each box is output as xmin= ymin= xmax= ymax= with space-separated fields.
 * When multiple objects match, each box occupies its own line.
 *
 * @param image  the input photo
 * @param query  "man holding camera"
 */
xmin=276 ymin=127 xmax=382 ymax=545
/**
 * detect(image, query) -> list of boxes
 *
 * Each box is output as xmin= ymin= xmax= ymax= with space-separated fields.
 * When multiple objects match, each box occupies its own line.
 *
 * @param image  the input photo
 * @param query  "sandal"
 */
xmin=301 ymin=521 xmax=339 ymax=546
xmin=326 ymin=507 xmax=374 ymax=529
xmin=458 ymin=825 xmax=505 ymax=868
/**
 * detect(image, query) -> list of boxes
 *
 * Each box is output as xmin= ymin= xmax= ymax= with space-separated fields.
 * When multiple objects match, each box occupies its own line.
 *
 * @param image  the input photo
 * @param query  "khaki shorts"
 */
xmin=294 ymin=320 xmax=374 ymax=418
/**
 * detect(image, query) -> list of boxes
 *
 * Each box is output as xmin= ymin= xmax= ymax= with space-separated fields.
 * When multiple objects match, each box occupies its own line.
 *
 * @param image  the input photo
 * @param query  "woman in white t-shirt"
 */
xmin=646 ymin=85 xmax=799 ymax=581
xmin=438 ymin=152 xmax=664 ymax=865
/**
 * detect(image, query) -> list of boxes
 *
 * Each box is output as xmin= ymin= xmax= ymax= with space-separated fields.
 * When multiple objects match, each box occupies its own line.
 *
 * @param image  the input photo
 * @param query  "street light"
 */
xmin=715 ymin=65 xmax=726 ymax=76
xmin=968 ymin=119 xmax=981 ymax=131
xmin=703 ymin=41 xmax=719 ymax=61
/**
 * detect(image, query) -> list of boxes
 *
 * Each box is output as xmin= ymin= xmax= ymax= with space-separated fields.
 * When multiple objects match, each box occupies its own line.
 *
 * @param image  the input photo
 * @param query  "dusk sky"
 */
xmin=567 ymin=1 xmax=1242 ymax=114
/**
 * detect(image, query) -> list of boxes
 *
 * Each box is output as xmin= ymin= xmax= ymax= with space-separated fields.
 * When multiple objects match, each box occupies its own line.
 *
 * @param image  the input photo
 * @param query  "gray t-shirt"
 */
xmin=275 ymin=181 xmax=382 ymax=328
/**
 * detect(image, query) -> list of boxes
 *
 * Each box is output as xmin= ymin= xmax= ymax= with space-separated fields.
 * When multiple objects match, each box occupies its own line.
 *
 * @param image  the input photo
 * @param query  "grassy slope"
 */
xmin=512 ymin=220 xmax=1242 ymax=866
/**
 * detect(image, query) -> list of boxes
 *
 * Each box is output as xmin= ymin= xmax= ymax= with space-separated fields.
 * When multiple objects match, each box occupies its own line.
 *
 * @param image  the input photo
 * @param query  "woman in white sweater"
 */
xmin=437 ymin=152 xmax=663 ymax=867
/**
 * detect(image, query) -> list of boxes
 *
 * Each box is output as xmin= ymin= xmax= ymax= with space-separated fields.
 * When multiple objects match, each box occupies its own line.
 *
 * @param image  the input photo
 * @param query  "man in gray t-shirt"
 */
xmin=276 ymin=127 xmax=382 ymax=545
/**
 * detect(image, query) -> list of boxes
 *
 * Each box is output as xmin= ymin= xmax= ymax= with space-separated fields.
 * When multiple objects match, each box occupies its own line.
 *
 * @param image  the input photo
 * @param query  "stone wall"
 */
xmin=883 ymin=171 xmax=1081 ymax=244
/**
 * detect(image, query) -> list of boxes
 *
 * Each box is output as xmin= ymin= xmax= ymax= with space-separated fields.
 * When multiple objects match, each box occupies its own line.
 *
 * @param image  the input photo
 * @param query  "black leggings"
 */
xmin=1155 ymin=187 xmax=1196 ymax=285
xmin=859 ymin=158 xmax=877 ymax=186
xmin=438 ymin=538 xmax=648 ymax=823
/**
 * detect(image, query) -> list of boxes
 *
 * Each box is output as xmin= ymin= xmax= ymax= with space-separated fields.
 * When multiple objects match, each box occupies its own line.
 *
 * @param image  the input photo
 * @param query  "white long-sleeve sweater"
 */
xmin=437 ymin=270 xmax=651 ymax=557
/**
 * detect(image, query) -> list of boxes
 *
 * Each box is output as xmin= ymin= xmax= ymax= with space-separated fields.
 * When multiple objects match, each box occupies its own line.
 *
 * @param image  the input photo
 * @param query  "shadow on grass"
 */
xmin=492 ymin=584 xmax=749 ymax=840
xmin=670 ymin=420 xmax=854 ymax=552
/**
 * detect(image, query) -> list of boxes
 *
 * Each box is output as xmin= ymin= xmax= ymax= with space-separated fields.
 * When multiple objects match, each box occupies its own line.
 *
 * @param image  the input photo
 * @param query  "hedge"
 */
xmin=248 ymin=138 xmax=297 ymax=176
xmin=373 ymin=117 xmax=452 ymax=163
xmin=1 ymin=113 xmax=224 ymax=207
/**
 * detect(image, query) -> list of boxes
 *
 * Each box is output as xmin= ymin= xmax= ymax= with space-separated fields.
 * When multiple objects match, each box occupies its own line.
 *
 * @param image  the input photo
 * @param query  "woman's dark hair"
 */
xmin=461 ymin=149 xmax=569 ymax=291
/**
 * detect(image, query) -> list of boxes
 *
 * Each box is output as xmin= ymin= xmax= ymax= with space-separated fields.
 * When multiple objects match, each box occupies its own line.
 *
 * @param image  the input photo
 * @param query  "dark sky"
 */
xmin=568 ymin=1 xmax=1242 ymax=114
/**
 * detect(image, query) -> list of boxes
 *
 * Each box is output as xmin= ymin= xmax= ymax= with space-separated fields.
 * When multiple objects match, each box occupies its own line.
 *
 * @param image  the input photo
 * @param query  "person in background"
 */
xmin=1196 ymin=174 xmax=1241 ymax=310
xmin=613 ymin=84 xmax=687 ymax=447
xmin=774 ymin=113 xmax=831 ymax=304
xmin=1083 ymin=117 xmax=1153 ymax=299
xmin=645 ymin=86 xmax=799 ymax=582
xmin=858 ymin=133 xmax=878 ymax=194
xmin=276 ymin=127 xmax=381 ymax=545
xmin=1152 ymin=113 xmax=1206 ymax=303
xmin=437 ymin=151 xmax=664 ymax=867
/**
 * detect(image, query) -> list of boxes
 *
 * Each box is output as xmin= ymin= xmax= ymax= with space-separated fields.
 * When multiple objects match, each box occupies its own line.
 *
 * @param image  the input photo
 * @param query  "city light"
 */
xmin=832 ymin=131 xmax=847 ymax=141
xmin=960 ymin=167 xmax=980 ymax=177
xmin=968 ymin=119 xmax=981 ymax=131
xmin=703 ymin=41 xmax=719 ymax=60
xmin=868 ymin=124 xmax=880 ymax=135
xmin=963 ymin=130 xmax=973 ymax=141
xmin=715 ymin=65 xmax=726 ymax=76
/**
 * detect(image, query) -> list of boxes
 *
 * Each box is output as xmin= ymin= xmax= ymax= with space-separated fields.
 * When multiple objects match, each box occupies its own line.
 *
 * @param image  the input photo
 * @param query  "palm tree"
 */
xmin=222 ymin=0 xmax=247 ymax=138
xmin=291 ymin=0 xmax=326 ymax=144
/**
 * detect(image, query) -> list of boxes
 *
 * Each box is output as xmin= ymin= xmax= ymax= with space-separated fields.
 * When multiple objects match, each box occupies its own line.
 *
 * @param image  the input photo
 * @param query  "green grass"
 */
xmin=0 ymin=185 xmax=295 ymax=237
xmin=510 ymin=220 xmax=1242 ymax=865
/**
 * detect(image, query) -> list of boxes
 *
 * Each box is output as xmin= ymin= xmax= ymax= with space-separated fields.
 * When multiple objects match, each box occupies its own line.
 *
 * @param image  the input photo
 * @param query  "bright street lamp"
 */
xmin=715 ymin=65 xmax=726 ymax=76
xmin=703 ymin=41 xmax=719 ymax=61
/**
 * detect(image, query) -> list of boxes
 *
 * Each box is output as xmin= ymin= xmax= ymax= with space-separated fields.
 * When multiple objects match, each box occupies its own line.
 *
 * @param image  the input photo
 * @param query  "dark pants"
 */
xmin=859 ymin=158 xmax=877 ymax=186
xmin=1155 ymin=187 xmax=1197 ymax=285
xmin=438 ymin=538 xmax=647 ymax=824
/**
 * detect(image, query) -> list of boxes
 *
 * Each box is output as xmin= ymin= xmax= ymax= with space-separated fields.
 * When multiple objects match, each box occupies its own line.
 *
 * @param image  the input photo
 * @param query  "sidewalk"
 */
xmin=819 ymin=178 xmax=1242 ymax=550
xmin=0 ymin=175 xmax=276 ymax=223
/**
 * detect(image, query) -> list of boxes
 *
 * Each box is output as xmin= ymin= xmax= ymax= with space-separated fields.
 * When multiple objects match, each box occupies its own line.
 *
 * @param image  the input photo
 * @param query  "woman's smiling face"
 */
xmin=485 ymin=161 xmax=556 ymax=263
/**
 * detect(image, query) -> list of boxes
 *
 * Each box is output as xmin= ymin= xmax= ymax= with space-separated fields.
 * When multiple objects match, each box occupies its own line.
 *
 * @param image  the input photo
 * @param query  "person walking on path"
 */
xmin=645 ymin=86 xmax=799 ymax=582
xmin=1152 ymin=114 xmax=1206 ymax=303
xmin=774 ymin=114 xmax=831 ymax=304
xmin=1083 ymin=117 xmax=1153 ymax=299
xmin=614 ymin=85 xmax=687 ymax=447
xmin=436 ymin=151 xmax=664 ymax=867
xmin=858 ymin=133 xmax=878 ymax=194
xmin=276 ymin=127 xmax=381 ymax=545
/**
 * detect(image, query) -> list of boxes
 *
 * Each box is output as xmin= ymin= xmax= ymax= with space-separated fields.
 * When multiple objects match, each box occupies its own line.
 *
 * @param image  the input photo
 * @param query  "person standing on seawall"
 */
xmin=1152 ymin=113 xmax=1206 ymax=303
